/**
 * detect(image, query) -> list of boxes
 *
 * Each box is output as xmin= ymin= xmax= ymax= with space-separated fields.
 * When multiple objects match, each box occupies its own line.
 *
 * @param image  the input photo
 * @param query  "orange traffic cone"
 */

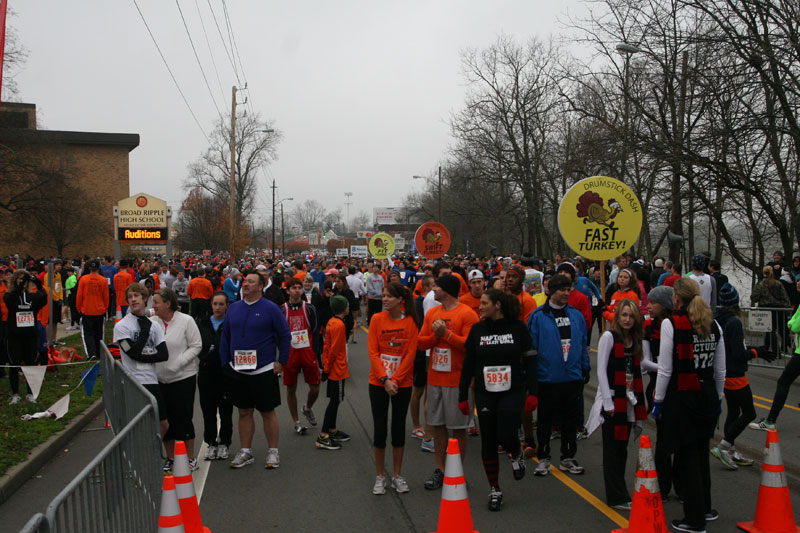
xmin=158 ymin=475 xmax=185 ymax=533
xmin=114 ymin=305 xmax=122 ymax=325
xmin=737 ymin=429 xmax=800 ymax=533
xmin=612 ymin=435 xmax=670 ymax=532
xmin=173 ymin=441 xmax=208 ymax=533
xmin=433 ymin=438 xmax=478 ymax=533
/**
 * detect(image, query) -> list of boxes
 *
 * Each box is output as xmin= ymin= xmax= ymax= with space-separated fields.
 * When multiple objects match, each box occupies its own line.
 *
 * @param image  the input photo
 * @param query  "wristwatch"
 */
xmin=380 ymin=376 xmax=389 ymax=384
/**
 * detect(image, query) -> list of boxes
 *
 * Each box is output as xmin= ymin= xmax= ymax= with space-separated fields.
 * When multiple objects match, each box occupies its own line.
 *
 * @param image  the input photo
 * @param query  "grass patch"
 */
xmin=0 ymin=323 xmax=112 ymax=477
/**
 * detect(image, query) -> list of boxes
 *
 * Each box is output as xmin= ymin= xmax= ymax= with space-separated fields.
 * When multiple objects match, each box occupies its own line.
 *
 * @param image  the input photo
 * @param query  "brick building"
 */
xmin=0 ymin=102 xmax=139 ymax=258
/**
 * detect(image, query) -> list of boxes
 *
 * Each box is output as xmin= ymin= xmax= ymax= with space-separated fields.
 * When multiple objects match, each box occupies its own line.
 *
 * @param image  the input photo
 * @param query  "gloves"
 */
xmin=458 ymin=400 xmax=470 ymax=416
xmin=524 ymin=394 xmax=538 ymax=414
xmin=754 ymin=346 xmax=776 ymax=363
xmin=137 ymin=315 xmax=152 ymax=333
xmin=321 ymin=372 xmax=328 ymax=382
xmin=651 ymin=401 xmax=663 ymax=420
xmin=582 ymin=368 xmax=591 ymax=385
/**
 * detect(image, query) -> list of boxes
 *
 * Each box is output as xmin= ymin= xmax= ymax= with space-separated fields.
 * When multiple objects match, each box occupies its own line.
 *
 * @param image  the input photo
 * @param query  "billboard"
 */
xmin=118 ymin=193 xmax=168 ymax=228
xmin=350 ymin=245 xmax=368 ymax=258
xmin=373 ymin=207 xmax=400 ymax=225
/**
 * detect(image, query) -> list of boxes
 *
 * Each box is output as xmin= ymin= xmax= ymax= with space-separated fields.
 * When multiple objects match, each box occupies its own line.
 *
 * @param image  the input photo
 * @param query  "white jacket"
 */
xmin=154 ymin=311 xmax=202 ymax=384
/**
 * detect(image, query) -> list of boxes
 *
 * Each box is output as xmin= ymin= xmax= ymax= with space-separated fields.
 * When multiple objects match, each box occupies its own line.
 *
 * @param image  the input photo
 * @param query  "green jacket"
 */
xmin=789 ymin=306 xmax=800 ymax=354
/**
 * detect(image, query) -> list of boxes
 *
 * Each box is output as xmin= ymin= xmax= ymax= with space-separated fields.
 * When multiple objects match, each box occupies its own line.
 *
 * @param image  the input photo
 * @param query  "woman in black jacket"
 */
xmin=458 ymin=288 xmax=538 ymax=512
xmin=4 ymin=270 xmax=47 ymax=403
xmin=196 ymin=291 xmax=233 ymax=461
xmin=710 ymin=283 xmax=774 ymax=470
xmin=334 ymin=273 xmax=357 ymax=341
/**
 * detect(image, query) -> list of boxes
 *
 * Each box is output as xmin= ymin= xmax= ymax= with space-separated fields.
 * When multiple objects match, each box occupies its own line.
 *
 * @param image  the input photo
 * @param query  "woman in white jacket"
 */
xmin=153 ymin=288 xmax=203 ymax=473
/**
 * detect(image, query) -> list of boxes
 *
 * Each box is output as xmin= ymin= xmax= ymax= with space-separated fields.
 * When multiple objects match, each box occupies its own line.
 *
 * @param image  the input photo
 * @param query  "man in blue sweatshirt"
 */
xmin=527 ymin=274 xmax=590 ymax=477
xmin=221 ymin=271 xmax=292 ymax=470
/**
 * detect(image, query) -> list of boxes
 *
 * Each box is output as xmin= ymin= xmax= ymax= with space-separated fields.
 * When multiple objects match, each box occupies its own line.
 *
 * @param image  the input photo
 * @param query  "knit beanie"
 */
xmin=435 ymin=274 xmax=461 ymax=299
xmin=330 ymin=295 xmax=349 ymax=315
xmin=648 ymin=285 xmax=674 ymax=311
xmin=717 ymin=283 xmax=740 ymax=308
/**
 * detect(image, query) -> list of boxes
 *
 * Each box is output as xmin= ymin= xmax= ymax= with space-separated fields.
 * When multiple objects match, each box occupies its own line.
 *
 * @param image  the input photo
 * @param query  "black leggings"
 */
xmin=768 ymin=354 xmax=800 ymax=422
xmin=160 ymin=375 xmax=197 ymax=442
xmin=369 ymin=384 xmax=411 ymax=448
xmin=475 ymin=388 xmax=524 ymax=461
xmin=537 ymin=380 xmax=582 ymax=460
xmin=724 ymin=385 xmax=756 ymax=445
xmin=323 ymin=379 xmax=345 ymax=433
xmin=6 ymin=336 xmax=39 ymax=395
xmin=198 ymin=371 xmax=234 ymax=446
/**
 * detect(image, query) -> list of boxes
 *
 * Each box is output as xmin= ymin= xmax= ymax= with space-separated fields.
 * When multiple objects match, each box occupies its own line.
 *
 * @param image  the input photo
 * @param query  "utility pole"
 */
xmin=229 ymin=86 xmax=237 ymax=260
xmin=271 ymin=179 xmax=277 ymax=259
xmin=281 ymin=203 xmax=286 ymax=256
xmin=437 ymin=165 xmax=442 ymax=222
xmin=344 ymin=192 xmax=353 ymax=234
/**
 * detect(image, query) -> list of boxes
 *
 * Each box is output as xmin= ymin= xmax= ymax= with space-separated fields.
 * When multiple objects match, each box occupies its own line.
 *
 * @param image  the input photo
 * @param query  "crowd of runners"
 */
xmin=2 ymin=249 xmax=800 ymax=532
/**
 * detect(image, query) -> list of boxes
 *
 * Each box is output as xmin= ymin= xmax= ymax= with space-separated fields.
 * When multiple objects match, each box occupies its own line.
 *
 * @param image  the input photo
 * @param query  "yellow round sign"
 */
xmin=368 ymin=232 xmax=395 ymax=259
xmin=558 ymin=176 xmax=642 ymax=261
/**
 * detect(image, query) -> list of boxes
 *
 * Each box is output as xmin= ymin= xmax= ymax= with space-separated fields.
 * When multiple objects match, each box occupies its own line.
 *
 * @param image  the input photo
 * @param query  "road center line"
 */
xmin=751 ymin=394 xmax=800 ymax=412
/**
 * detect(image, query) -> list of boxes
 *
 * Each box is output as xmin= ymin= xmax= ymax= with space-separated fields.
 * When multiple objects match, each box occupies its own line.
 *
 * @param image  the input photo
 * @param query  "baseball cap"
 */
xmin=468 ymin=269 xmax=484 ymax=281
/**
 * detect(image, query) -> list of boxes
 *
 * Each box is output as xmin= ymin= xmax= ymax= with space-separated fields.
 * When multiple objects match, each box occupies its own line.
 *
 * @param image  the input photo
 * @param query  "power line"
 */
xmin=221 ymin=0 xmax=256 ymax=116
xmin=131 ymin=0 xmax=210 ymax=143
xmin=193 ymin=0 xmax=226 ymax=103
xmin=174 ymin=0 xmax=223 ymax=119
xmin=205 ymin=0 xmax=241 ymax=86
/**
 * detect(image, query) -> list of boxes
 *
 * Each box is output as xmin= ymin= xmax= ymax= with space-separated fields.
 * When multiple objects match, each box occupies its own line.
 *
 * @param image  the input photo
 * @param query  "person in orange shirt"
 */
xmin=187 ymin=268 xmax=214 ymax=319
xmin=113 ymin=259 xmax=136 ymax=316
xmin=316 ymin=295 xmax=351 ymax=450
xmin=77 ymin=259 xmax=110 ymax=360
xmin=418 ymin=274 xmax=480 ymax=490
xmin=459 ymin=270 xmax=485 ymax=318
xmin=505 ymin=265 xmax=537 ymax=323
xmin=602 ymin=269 xmax=641 ymax=325
xmin=367 ymin=282 xmax=420 ymax=495
xmin=413 ymin=263 xmax=434 ymax=296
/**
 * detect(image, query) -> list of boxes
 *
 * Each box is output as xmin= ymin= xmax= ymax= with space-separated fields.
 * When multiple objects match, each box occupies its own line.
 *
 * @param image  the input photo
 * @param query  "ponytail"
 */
xmin=674 ymin=278 xmax=712 ymax=338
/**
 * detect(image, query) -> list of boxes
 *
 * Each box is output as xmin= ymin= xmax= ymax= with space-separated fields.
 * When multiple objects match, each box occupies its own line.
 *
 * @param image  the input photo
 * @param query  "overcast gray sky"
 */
xmin=11 ymin=1 xmax=584 ymax=228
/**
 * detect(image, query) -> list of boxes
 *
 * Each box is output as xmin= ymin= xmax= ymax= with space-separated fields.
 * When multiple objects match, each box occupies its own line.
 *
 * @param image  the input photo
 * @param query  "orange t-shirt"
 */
xmin=293 ymin=270 xmax=306 ymax=282
xmin=187 ymin=277 xmax=214 ymax=300
xmin=114 ymin=270 xmax=136 ymax=306
xmin=603 ymin=289 xmax=641 ymax=323
xmin=367 ymin=312 xmax=419 ymax=388
xmin=418 ymin=303 xmax=480 ymax=387
xmin=323 ymin=316 xmax=350 ymax=381
xmin=34 ymin=286 xmax=50 ymax=325
xmin=77 ymin=273 xmax=110 ymax=316
xmin=456 ymin=273 xmax=469 ymax=297
xmin=725 ymin=376 xmax=749 ymax=390
xmin=459 ymin=292 xmax=482 ymax=318
xmin=517 ymin=291 xmax=537 ymax=323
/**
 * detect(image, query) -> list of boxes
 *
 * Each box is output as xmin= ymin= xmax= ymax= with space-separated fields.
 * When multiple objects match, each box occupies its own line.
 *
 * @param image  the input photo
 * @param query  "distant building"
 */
xmin=0 ymin=102 xmax=139 ymax=257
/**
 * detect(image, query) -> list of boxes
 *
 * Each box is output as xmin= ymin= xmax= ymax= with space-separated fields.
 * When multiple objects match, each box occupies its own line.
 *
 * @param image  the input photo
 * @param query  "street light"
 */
xmin=412 ymin=165 xmax=442 ymax=221
xmin=275 ymin=197 xmax=293 ymax=258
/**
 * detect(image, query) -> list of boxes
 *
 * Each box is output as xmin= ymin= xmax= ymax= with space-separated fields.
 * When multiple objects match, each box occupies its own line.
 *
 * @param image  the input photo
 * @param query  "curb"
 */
xmin=0 ymin=397 xmax=104 ymax=506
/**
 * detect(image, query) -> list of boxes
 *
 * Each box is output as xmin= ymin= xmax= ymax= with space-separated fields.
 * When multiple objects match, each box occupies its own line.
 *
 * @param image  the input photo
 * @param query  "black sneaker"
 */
xmin=315 ymin=434 xmax=341 ymax=450
xmin=162 ymin=459 xmax=174 ymax=474
xmin=330 ymin=430 xmax=351 ymax=442
xmin=488 ymin=487 xmax=503 ymax=511
xmin=705 ymin=509 xmax=719 ymax=522
xmin=671 ymin=519 xmax=706 ymax=533
xmin=424 ymin=468 xmax=444 ymax=490
xmin=510 ymin=452 xmax=526 ymax=481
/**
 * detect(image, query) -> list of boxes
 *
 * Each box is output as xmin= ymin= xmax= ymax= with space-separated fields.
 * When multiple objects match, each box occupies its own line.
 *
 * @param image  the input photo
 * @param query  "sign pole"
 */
xmin=600 ymin=261 xmax=606 ymax=333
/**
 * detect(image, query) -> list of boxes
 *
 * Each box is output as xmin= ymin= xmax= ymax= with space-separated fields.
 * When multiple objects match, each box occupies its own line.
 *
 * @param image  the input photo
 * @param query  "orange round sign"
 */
xmin=136 ymin=196 xmax=148 ymax=208
xmin=414 ymin=222 xmax=451 ymax=259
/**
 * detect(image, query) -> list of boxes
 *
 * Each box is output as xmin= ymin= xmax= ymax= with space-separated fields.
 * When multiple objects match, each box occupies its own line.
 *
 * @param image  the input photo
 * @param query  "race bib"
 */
xmin=54 ymin=282 xmax=61 ymax=292
xmin=561 ymin=339 xmax=571 ymax=362
xmin=483 ymin=365 xmax=511 ymax=392
xmin=380 ymin=353 xmax=401 ymax=378
xmin=432 ymin=347 xmax=452 ymax=372
xmin=625 ymin=371 xmax=634 ymax=391
xmin=233 ymin=349 xmax=257 ymax=371
xmin=16 ymin=311 xmax=35 ymax=328
xmin=107 ymin=277 xmax=112 ymax=286
xmin=291 ymin=329 xmax=310 ymax=349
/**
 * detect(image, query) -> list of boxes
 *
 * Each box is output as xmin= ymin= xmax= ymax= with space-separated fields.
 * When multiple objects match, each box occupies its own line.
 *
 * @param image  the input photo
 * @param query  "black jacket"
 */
xmin=715 ymin=308 xmax=753 ymax=379
xmin=197 ymin=315 xmax=224 ymax=374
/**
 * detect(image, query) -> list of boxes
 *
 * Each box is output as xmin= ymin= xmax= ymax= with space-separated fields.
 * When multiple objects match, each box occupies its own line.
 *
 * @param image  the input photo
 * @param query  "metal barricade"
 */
xmin=742 ymin=306 xmax=798 ymax=369
xmin=20 ymin=345 xmax=164 ymax=533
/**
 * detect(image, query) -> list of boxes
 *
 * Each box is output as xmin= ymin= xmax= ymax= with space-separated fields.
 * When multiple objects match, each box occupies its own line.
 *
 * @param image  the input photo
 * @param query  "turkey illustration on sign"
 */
xmin=414 ymin=222 xmax=451 ymax=259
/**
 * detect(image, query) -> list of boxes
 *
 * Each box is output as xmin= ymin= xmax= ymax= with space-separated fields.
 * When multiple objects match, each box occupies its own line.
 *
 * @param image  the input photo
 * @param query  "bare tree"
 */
xmin=2 ymin=9 xmax=29 ymax=100
xmin=290 ymin=199 xmax=327 ymax=232
xmin=350 ymin=210 xmax=370 ymax=231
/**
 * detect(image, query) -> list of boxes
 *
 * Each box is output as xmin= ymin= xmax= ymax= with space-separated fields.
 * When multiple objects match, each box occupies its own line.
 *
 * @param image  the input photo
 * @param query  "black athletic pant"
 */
xmin=724 ymin=385 xmax=756 ymax=445
xmin=0 ymin=323 xmax=6 ymax=378
xmin=161 ymin=375 xmax=197 ymax=442
xmin=676 ymin=435 xmax=712 ymax=528
xmin=768 ymin=354 xmax=800 ymax=422
xmin=475 ymin=388 xmax=524 ymax=462
xmin=68 ymin=293 xmax=80 ymax=327
xmin=6 ymin=336 xmax=38 ymax=395
xmin=323 ymin=379 xmax=345 ymax=433
xmin=107 ymin=287 xmax=116 ymax=318
xmin=366 ymin=298 xmax=382 ymax=325
xmin=369 ymin=384 xmax=412 ymax=448
xmin=191 ymin=298 xmax=211 ymax=320
xmin=198 ymin=371 xmax=233 ymax=447
xmin=601 ymin=412 xmax=632 ymax=506
xmin=536 ymin=380 xmax=582 ymax=461
xmin=655 ymin=418 xmax=679 ymax=497
xmin=80 ymin=315 xmax=105 ymax=360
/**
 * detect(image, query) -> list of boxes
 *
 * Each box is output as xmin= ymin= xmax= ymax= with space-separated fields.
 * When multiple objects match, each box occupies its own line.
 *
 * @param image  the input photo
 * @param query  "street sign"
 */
xmin=414 ymin=222 xmax=450 ymax=259
xmin=558 ymin=176 xmax=642 ymax=260
xmin=368 ymin=233 xmax=395 ymax=259
xmin=350 ymin=245 xmax=368 ymax=258
xmin=747 ymin=310 xmax=773 ymax=333
xmin=336 ymin=248 xmax=349 ymax=257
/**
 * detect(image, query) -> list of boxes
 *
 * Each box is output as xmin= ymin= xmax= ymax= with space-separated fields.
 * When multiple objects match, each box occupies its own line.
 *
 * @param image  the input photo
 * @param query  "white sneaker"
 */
xmin=25 ymin=394 xmax=36 ymax=403
xmin=229 ymin=449 xmax=254 ymax=469
xmin=373 ymin=475 xmax=386 ymax=495
xmin=216 ymin=444 xmax=229 ymax=460
xmin=265 ymin=448 xmax=280 ymax=469
xmin=204 ymin=445 xmax=218 ymax=461
xmin=534 ymin=458 xmax=551 ymax=476
xmin=10 ymin=394 xmax=21 ymax=404
xmin=391 ymin=475 xmax=410 ymax=493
